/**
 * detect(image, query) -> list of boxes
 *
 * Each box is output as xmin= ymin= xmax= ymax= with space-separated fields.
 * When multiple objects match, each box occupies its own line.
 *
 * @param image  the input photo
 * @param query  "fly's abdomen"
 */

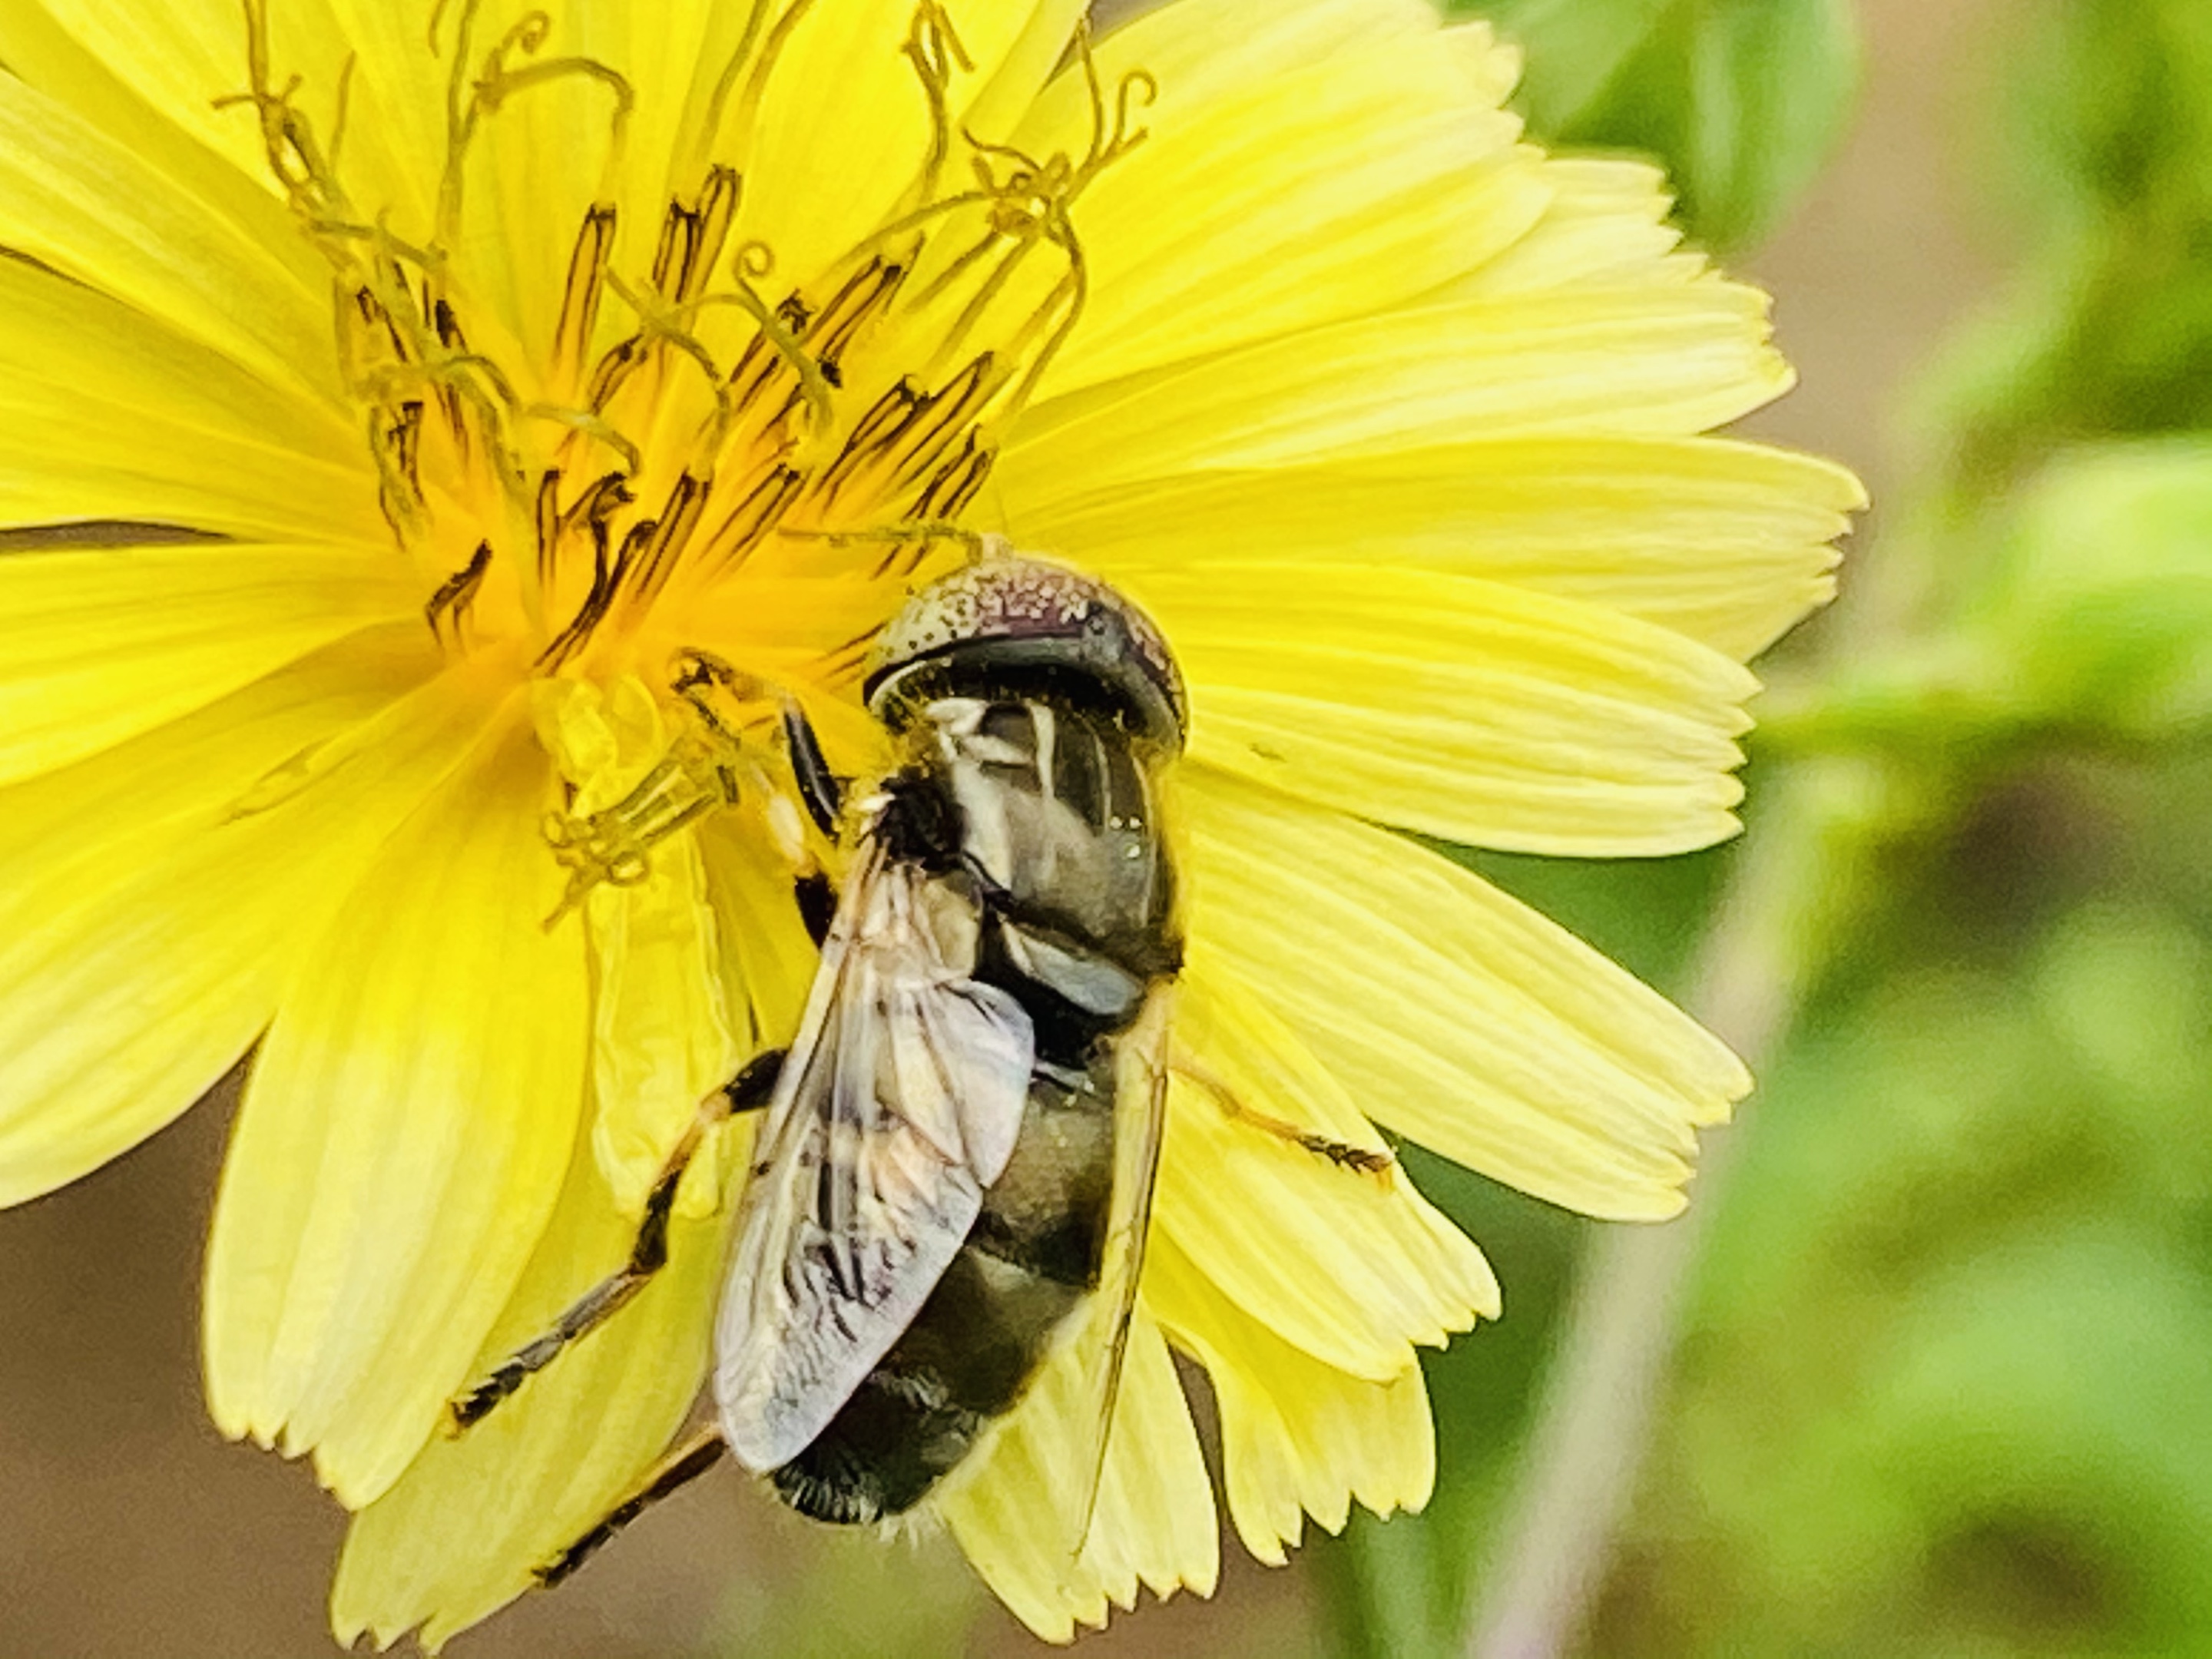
xmin=768 ymin=1058 xmax=1115 ymax=1525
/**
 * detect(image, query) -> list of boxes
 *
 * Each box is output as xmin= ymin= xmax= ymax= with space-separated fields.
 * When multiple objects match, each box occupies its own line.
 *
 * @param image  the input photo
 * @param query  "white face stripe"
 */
xmin=1031 ymin=701 xmax=1057 ymax=808
xmin=925 ymin=697 xmax=1017 ymax=889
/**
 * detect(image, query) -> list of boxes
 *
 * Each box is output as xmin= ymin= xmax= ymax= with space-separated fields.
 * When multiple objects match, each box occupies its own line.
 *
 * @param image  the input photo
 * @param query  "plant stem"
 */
xmin=1465 ymin=757 xmax=1896 ymax=1659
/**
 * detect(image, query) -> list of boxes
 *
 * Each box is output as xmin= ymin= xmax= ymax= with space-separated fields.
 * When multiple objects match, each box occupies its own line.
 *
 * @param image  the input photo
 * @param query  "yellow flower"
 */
xmin=0 ymin=0 xmax=1860 ymax=1646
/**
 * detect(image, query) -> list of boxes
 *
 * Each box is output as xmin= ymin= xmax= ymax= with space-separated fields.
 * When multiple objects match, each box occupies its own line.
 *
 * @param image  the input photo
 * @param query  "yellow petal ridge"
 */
xmin=1182 ymin=768 xmax=1750 ymax=1220
xmin=1027 ymin=435 xmax=1863 ymax=662
xmin=935 ymin=1304 xmax=1217 ymax=1641
xmin=0 ymin=541 xmax=419 ymax=790
xmin=1159 ymin=964 xmax=1498 ymax=1377
xmin=1137 ymin=562 xmax=1760 ymax=856
xmin=206 ymin=694 xmax=590 ymax=1507
xmin=0 ymin=623 xmax=444 ymax=1207
xmin=1148 ymin=1237 xmax=1437 ymax=1565
xmin=331 ymin=1125 xmax=740 ymax=1652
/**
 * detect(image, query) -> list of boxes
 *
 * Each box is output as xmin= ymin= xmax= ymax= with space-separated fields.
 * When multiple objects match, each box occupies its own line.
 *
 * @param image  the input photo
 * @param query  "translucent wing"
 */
xmin=1069 ymin=984 xmax=1174 ymax=1549
xmin=714 ymin=834 xmax=1035 ymax=1472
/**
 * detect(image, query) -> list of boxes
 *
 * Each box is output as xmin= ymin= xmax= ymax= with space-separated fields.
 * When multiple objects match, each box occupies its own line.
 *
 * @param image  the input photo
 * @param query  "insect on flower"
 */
xmin=0 ymin=0 xmax=1865 ymax=1643
xmin=444 ymin=548 xmax=1387 ymax=1583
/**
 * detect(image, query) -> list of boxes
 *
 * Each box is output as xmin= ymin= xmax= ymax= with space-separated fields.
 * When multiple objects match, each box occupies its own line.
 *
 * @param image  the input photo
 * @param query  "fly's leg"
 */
xmin=535 ymin=1427 xmax=728 ymax=1588
xmin=793 ymin=869 xmax=836 ymax=949
xmin=445 ymin=1048 xmax=785 ymax=1433
xmin=1174 ymin=1056 xmax=1396 ymax=1176
xmin=775 ymin=697 xmax=846 ymax=949
xmin=780 ymin=697 xmax=843 ymax=836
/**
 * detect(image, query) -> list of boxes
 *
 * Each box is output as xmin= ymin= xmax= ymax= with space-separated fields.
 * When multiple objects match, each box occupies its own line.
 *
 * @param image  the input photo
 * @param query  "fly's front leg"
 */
xmin=445 ymin=1048 xmax=786 ymax=1433
xmin=780 ymin=696 xmax=843 ymax=836
xmin=775 ymin=697 xmax=847 ymax=949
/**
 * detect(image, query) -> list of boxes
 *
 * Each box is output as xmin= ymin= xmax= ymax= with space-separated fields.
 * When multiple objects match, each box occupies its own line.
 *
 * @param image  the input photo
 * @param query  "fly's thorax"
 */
xmin=902 ymin=694 xmax=1179 ymax=979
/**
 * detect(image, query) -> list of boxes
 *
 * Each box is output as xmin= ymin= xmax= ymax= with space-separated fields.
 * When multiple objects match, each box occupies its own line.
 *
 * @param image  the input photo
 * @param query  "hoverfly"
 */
xmin=451 ymin=550 xmax=1189 ymax=1576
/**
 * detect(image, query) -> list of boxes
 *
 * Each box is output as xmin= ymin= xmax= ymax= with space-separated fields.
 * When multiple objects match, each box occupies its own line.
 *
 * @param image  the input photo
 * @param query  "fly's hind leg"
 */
xmin=535 ymin=1426 xmax=729 ymax=1588
xmin=1173 ymin=1055 xmax=1396 ymax=1177
xmin=445 ymin=1048 xmax=786 ymax=1433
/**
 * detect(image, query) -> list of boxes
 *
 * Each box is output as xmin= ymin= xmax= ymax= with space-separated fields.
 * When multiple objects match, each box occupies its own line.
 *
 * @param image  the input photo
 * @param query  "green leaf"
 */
xmin=1766 ymin=442 xmax=2212 ymax=763
xmin=1899 ymin=0 xmax=2212 ymax=489
xmin=1460 ymin=0 xmax=1862 ymax=253
xmin=1612 ymin=929 xmax=2212 ymax=1657
xmin=1977 ymin=440 xmax=2212 ymax=742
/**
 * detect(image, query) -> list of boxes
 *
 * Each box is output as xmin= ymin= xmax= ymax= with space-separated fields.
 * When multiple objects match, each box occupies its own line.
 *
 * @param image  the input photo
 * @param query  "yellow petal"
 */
xmin=1147 ymin=1237 xmax=1434 ymax=1566
xmin=1132 ymin=562 xmax=1757 ymax=857
xmin=1181 ymin=768 xmax=1747 ymax=1219
xmin=1088 ymin=0 xmax=1449 ymax=103
xmin=308 ymin=0 xmax=452 ymax=236
xmin=1078 ymin=1314 xmax=1221 ymax=1614
xmin=959 ymin=0 xmax=1090 ymax=144
xmin=0 ymin=623 xmax=444 ymax=1207
xmin=331 ymin=1128 xmax=739 ymax=1653
xmin=584 ymin=825 xmax=743 ymax=1214
xmin=727 ymin=0 xmax=1046 ymax=291
xmin=903 ymin=0 xmax=1452 ymax=343
xmin=1453 ymin=156 xmax=1697 ymax=300
xmin=1158 ymin=965 xmax=1497 ymax=1378
xmin=535 ymin=674 xmax=743 ymax=1217
xmin=695 ymin=805 xmax=823 ymax=1070
xmin=0 ymin=541 xmax=419 ymax=790
xmin=603 ymin=2 xmax=744 ymax=207
xmin=1000 ymin=280 xmax=1793 ymax=506
xmin=0 ymin=257 xmax=383 ymax=543
xmin=206 ymin=697 xmax=591 ymax=1506
xmin=1442 ymin=18 xmax=1526 ymax=110
xmin=435 ymin=10 xmax=658 ymax=379
xmin=936 ymin=1307 xmax=1217 ymax=1641
xmin=1021 ymin=436 xmax=1862 ymax=661
xmin=0 ymin=65 xmax=339 ymax=404
xmin=0 ymin=2 xmax=338 ymax=276
xmin=1027 ymin=19 xmax=1546 ymax=393
xmin=31 ymin=0 xmax=346 ymax=205
xmin=529 ymin=674 xmax=822 ymax=1217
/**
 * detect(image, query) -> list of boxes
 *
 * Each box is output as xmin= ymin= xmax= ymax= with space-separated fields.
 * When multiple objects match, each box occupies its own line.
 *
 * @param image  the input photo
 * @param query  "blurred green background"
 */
xmin=6 ymin=0 xmax=2210 ymax=1655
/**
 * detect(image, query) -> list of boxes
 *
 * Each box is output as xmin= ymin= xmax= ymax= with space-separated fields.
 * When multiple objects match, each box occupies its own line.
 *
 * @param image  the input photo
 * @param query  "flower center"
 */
xmin=227 ymin=0 xmax=1150 ymax=706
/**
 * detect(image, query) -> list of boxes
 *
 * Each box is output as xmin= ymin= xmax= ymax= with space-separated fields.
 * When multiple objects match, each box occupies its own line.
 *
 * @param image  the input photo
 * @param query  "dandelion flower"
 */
xmin=0 ymin=0 xmax=1861 ymax=1645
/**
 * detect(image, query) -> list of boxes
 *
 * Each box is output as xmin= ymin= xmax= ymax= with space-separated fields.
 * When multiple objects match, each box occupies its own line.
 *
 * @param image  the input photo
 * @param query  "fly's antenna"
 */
xmin=787 ymin=518 xmax=1011 ymax=566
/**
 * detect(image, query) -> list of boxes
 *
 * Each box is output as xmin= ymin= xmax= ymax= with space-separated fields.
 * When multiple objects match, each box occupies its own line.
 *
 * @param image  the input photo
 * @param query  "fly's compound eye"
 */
xmin=864 ymin=552 xmax=1186 ymax=750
